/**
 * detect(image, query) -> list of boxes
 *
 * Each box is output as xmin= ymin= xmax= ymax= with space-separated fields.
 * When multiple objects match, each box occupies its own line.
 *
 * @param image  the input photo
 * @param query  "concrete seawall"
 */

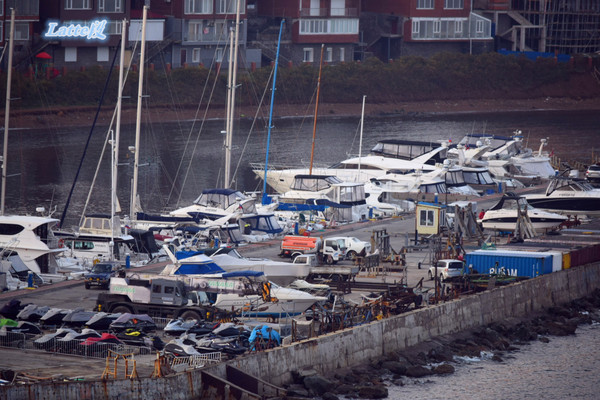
xmin=3 ymin=262 xmax=599 ymax=399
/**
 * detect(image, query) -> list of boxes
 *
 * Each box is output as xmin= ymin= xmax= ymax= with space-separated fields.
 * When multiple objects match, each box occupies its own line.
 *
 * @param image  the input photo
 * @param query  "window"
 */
xmin=99 ymin=0 xmax=122 ymax=12
xmin=14 ymin=23 xmax=29 ymax=40
xmin=97 ymin=47 xmax=109 ymax=62
xmin=0 ymin=1 xmax=3 ymax=16
xmin=215 ymin=47 xmax=223 ymax=62
xmin=303 ymin=47 xmax=314 ymax=63
xmin=476 ymin=19 xmax=484 ymax=33
xmin=331 ymin=0 xmax=345 ymax=16
xmin=106 ymin=20 xmax=123 ymax=35
xmin=339 ymin=47 xmax=345 ymax=62
xmin=455 ymin=20 xmax=463 ymax=34
xmin=152 ymin=285 xmax=162 ymax=294
xmin=65 ymin=0 xmax=91 ymax=10
xmin=185 ymin=0 xmax=213 ymax=14
xmin=412 ymin=20 xmax=419 ymax=34
xmin=444 ymin=0 xmax=464 ymax=9
xmin=188 ymin=21 xmax=202 ymax=41
xmin=325 ymin=47 xmax=332 ymax=62
xmin=299 ymin=19 xmax=358 ymax=35
xmin=164 ymin=286 xmax=174 ymax=294
xmin=417 ymin=0 xmax=434 ymax=9
xmin=419 ymin=209 xmax=434 ymax=227
xmin=217 ymin=0 xmax=245 ymax=14
xmin=433 ymin=20 xmax=441 ymax=34
xmin=192 ymin=48 xmax=201 ymax=63
xmin=65 ymin=47 xmax=77 ymax=62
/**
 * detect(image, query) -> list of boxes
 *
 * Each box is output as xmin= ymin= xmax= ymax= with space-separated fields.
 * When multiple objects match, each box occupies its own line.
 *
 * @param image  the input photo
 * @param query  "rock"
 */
xmin=427 ymin=346 xmax=454 ymax=362
xmin=492 ymin=354 xmax=504 ymax=362
xmin=335 ymin=384 xmax=354 ymax=395
xmin=432 ymin=363 xmax=455 ymax=375
xmin=404 ymin=365 xmax=433 ymax=378
xmin=292 ymin=368 xmax=318 ymax=384
xmin=545 ymin=320 xmax=577 ymax=336
xmin=357 ymin=385 xmax=388 ymax=399
xmin=323 ymin=392 xmax=339 ymax=400
xmin=304 ymin=375 xmax=334 ymax=396
xmin=538 ymin=336 xmax=550 ymax=343
xmin=380 ymin=361 xmax=407 ymax=375
xmin=286 ymin=384 xmax=310 ymax=397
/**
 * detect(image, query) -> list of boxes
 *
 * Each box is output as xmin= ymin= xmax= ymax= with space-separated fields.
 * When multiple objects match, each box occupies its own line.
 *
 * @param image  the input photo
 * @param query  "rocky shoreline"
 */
xmin=284 ymin=289 xmax=600 ymax=399
xmin=5 ymin=96 xmax=600 ymax=130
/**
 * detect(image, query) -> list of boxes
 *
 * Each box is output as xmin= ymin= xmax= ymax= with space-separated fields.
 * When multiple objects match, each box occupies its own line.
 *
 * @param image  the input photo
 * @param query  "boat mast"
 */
xmin=261 ymin=19 xmax=285 ymax=205
xmin=1 ymin=8 xmax=15 ymax=215
xmin=357 ymin=95 xmax=366 ymax=181
xmin=130 ymin=5 xmax=147 ymax=221
xmin=224 ymin=0 xmax=241 ymax=189
xmin=111 ymin=19 xmax=127 ymax=250
xmin=309 ymin=44 xmax=325 ymax=176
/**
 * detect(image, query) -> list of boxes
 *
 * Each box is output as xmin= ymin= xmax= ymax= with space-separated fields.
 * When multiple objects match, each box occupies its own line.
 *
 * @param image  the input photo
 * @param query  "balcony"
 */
xmin=300 ymin=8 xmax=358 ymax=18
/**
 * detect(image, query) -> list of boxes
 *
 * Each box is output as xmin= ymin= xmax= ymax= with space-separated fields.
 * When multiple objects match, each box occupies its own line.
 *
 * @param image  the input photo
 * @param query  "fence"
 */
xmin=170 ymin=352 xmax=222 ymax=372
xmin=0 ymin=332 xmax=152 ymax=359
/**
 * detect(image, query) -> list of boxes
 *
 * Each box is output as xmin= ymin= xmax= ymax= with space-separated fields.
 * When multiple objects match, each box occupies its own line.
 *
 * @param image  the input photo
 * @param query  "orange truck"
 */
xmin=279 ymin=235 xmax=344 ymax=265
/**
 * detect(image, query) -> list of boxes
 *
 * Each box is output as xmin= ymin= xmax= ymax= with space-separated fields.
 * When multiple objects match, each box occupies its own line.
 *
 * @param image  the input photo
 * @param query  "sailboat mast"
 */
xmin=131 ymin=5 xmax=148 ymax=221
xmin=224 ymin=0 xmax=242 ymax=189
xmin=261 ymin=19 xmax=285 ymax=205
xmin=111 ymin=19 xmax=127 ymax=246
xmin=357 ymin=95 xmax=366 ymax=180
xmin=1 ymin=8 xmax=15 ymax=216
xmin=224 ymin=29 xmax=234 ymax=188
xmin=309 ymin=44 xmax=325 ymax=176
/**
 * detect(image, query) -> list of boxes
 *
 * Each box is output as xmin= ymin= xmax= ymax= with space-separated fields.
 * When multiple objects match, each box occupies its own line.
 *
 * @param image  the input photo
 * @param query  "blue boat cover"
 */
xmin=249 ymin=325 xmax=281 ymax=346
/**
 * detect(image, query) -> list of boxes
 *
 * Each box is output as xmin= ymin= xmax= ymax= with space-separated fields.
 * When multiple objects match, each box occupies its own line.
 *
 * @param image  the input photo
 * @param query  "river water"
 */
xmin=386 ymin=322 xmax=600 ymax=400
xmin=6 ymin=109 xmax=599 ymax=227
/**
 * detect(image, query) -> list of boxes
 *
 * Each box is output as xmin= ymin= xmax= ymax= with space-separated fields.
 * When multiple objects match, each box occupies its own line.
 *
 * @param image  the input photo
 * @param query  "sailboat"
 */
xmin=0 ymin=10 xmax=67 ymax=287
xmin=54 ymin=11 xmax=159 ymax=267
xmin=162 ymin=2 xmax=282 ymax=242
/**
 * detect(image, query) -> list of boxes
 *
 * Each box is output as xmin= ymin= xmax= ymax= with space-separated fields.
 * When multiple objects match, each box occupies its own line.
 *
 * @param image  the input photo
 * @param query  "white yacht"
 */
xmin=169 ymin=189 xmax=283 ymax=237
xmin=54 ymin=215 xmax=156 ymax=267
xmin=524 ymin=177 xmax=600 ymax=216
xmin=253 ymin=140 xmax=448 ymax=194
xmin=480 ymin=194 xmax=567 ymax=232
xmin=274 ymin=175 xmax=368 ymax=223
xmin=0 ymin=215 xmax=64 ymax=275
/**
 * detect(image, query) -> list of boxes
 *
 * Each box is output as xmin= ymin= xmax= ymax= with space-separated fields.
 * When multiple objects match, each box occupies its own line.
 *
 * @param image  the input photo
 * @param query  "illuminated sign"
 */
xmin=44 ymin=20 xmax=108 ymax=41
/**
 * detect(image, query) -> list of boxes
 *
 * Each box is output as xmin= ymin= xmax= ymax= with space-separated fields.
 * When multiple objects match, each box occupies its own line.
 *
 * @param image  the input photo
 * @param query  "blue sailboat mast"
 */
xmin=261 ymin=19 xmax=285 ymax=205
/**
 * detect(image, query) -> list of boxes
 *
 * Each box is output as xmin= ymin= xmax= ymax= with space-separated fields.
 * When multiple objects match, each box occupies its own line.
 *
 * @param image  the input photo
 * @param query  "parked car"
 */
xmin=328 ymin=237 xmax=372 ymax=260
xmin=428 ymin=259 xmax=465 ymax=281
xmin=84 ymin=261 xmax=123 ymax=290
xmin=585 ymin=164 xmax=600 ymax=182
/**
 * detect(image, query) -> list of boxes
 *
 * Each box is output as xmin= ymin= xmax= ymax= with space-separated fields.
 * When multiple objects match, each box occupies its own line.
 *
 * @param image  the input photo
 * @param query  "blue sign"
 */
xmin=44 ymin=20 xmax=108 ymax=41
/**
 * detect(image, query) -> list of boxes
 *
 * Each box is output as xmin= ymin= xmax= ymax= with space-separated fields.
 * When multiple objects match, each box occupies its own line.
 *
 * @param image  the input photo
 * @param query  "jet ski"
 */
xmin=34 ymin=328 xmax=77 ymax=350
xmin=85 ymin=312 xmax=122 ymax=331
xmin=61 ymin=308 xmax=97 ymax=327
xmin=39 ymin=308 xmax=70 ymax=327
xmin=16 ymin=304 xmax=50 ymax=322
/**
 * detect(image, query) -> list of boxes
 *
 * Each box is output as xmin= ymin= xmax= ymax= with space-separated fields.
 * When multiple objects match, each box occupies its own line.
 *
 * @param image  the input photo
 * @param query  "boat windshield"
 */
xmin=463 ymin=170 xmax=495 ymax=185
xmin=420 ymin=182 xmax=447 ymax=193
xmin=546 ymin=178 xmax=594 ymax=195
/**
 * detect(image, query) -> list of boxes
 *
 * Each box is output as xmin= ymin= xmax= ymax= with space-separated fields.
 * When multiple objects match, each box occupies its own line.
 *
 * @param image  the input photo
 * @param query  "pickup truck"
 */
xmin=327 ymin=236 xmax=372 ymax=260
xmin=280 ymin=235 xmax=343 ymax=264
xmin=294 ymin=254 xmax=358 ymax=282
xmin=84 ymin=261 xmax=123 ymax=290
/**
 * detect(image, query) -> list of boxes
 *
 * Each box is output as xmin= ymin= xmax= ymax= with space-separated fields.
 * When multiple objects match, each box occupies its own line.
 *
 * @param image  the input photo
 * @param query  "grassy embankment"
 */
xmin=1 ymin=52 xmax=599 ymax=112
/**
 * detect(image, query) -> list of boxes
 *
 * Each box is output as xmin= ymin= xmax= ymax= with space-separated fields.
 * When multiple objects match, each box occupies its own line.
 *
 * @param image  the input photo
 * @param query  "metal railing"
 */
xmin=1 ymin=332 xmax=152 ymax=359
xmin=170 ymin=352 xmax=222 ymax=371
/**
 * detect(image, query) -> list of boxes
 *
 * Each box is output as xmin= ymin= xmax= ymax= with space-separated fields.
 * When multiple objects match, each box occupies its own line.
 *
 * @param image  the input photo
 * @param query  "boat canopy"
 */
xmin=370 ymin=140 xmax=439 ymax=159
xmin=193 ymin=189 xmax=248 ymax=208
xmin=290 ymin=175 xmax=343 ymax=191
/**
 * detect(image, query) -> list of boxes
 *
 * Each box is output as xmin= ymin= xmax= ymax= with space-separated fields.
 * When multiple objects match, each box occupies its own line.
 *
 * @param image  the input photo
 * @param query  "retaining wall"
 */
xmin=3 ymin=262 xmax=599 ymax=399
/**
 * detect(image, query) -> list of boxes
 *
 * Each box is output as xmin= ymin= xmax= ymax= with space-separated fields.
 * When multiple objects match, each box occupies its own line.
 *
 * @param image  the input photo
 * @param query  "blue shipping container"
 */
xmin=465 ymin=250 xmax=553 ymax=278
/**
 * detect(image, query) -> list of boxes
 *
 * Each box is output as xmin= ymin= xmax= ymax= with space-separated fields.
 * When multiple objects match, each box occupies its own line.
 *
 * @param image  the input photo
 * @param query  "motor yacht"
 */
xmin=480 ymin=194 xmax=567 ymax=232
xmin=524 ymin=176 xmax=600 ymax=216
xmin=253 ymin=140 xmax=448 ymax=194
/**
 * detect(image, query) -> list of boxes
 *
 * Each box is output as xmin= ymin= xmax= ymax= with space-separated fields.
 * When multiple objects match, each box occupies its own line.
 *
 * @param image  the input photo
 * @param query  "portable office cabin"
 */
xmin=415 ymin=202 xmax=447 ymax=235
xmin=465 ymin=249 xmax=553 ymax=278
